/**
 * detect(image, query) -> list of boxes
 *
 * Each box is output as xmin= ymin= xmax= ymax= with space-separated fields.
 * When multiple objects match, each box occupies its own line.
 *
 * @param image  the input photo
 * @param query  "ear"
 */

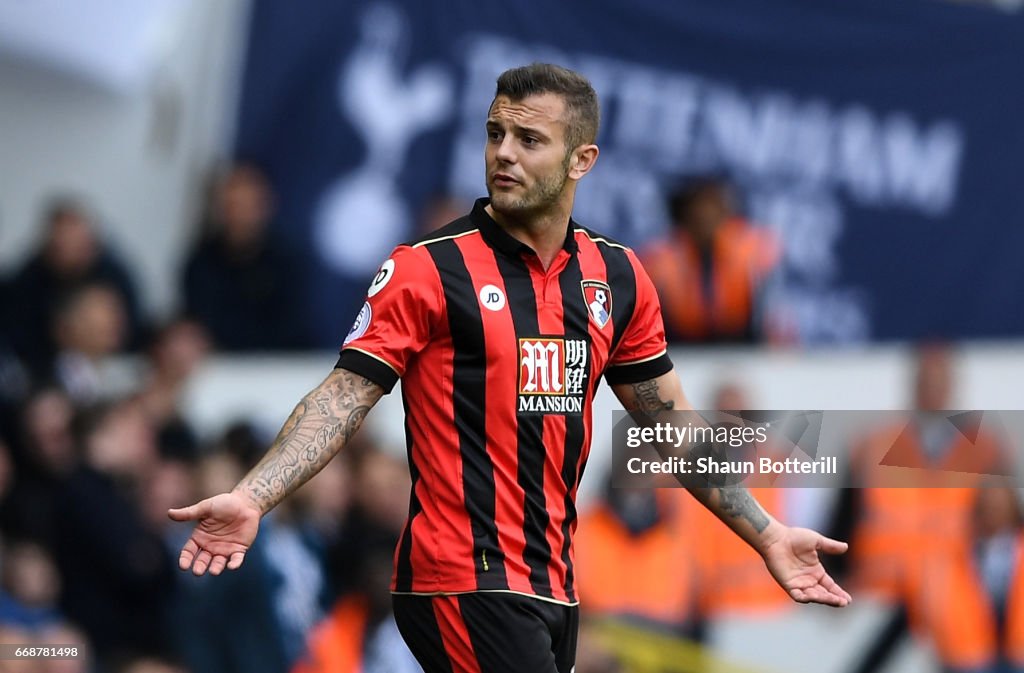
xmin=567 ymin=144 xmax=599 ymax=180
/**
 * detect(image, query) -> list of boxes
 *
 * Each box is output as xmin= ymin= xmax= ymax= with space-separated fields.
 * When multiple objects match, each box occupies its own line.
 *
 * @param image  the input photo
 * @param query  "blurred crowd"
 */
xmin=0 ymin=161 xmax=417 ymax=672
xmin=0 ymin=367 xmax=414 ymax=673
xmin=0 ymin=164 xmax=1020 ymax=673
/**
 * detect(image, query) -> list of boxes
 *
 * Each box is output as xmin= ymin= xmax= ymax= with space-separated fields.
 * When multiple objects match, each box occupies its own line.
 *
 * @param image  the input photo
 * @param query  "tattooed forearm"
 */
xmin=614 ymin=372 xmax=776 ymax=548
xmin=628 ymin=379 xmax=675 ymax=418
xmin=689 ymin=485 xmax=771 ymax=533
xmin=235 ymin=369 xmax=384 ymax=514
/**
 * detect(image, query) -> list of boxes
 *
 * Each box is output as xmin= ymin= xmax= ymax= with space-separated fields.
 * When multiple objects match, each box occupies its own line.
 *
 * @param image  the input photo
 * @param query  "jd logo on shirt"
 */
xmin=479 ymin=284 xmax=506 ymax=311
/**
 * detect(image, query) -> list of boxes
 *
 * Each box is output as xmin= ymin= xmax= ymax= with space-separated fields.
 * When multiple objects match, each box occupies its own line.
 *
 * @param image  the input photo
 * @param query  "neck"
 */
xmin=486 ymin=200 xmax=573 ymax=269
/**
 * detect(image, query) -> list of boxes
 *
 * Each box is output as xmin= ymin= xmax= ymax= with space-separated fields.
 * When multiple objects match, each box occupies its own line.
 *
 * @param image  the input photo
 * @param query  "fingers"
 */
xmin=178 ymin=538 xmax=199 ymax=571
xmin=815 ymin=535 xmax=849 ymax=555
xmin=208 ymin=555 xmax=228 ymax=576
xmin=192 ymin=549 xmax=213 ymax=576
xmin=178 ymin=539 xmax=246 ymax=575
xmin=789 ymin=575 xmax=853 ymax=608
xmin=819 ymin=572 xmax=853 ymax=605
xmin=790 ymin=586 xmax=849 ymax=607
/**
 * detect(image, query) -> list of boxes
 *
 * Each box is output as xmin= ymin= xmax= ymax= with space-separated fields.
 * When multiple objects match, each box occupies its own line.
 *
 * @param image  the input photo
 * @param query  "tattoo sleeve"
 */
xmin=622 ymin=377 xmax=771 ymax=535
xmin=629 ymin=378 xmax=675 ymax=418
xmin=235 ymin=368 xmax=384 ymax=514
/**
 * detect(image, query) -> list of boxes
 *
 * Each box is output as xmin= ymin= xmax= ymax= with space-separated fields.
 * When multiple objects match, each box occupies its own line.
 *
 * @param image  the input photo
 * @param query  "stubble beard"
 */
xmin=488 ymin=157 xmax=571 ymax=219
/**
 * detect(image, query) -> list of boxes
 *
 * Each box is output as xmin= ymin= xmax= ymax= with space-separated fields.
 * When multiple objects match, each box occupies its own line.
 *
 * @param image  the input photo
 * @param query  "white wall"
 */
xmin=0 ymin=0 xmax=251 ymax=318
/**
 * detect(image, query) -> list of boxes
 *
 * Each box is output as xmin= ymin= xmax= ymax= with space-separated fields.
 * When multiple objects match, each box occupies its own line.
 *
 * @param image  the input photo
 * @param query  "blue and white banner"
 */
xmin=235 ymin=0 xmax=1024 ymax=347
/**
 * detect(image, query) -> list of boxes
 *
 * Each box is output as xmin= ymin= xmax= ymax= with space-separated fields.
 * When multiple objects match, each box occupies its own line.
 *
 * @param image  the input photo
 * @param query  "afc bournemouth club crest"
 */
xmin=581 ymin=280 xmax=612 ymax=329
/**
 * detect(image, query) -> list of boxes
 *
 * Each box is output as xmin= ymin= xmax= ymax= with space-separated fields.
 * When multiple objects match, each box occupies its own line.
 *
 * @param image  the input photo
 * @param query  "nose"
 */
xmin=494 ymin=134 xmax=517 ymax=165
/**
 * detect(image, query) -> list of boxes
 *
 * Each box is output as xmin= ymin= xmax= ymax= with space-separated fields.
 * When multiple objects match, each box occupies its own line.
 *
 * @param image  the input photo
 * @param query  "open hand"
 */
xmin=762 ymin=526 xmax=852 ymax=607
xmin=168 ymin=492 xmax=262 ymax=576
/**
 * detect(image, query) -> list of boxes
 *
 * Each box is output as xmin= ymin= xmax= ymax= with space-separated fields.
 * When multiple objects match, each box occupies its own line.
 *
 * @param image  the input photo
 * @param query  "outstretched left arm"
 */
xmin=610 ymin=369 xmax=852 ymax=607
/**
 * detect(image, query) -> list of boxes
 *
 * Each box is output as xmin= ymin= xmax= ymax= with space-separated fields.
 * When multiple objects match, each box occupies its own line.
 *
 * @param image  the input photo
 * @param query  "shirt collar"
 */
xmin=470 ymin=198 xmax=579 ymax=257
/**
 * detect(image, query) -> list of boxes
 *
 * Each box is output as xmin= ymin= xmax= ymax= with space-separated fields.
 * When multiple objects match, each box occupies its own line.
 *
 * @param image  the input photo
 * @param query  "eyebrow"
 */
xmin=485 ymin=119 xmax=551 ymax=141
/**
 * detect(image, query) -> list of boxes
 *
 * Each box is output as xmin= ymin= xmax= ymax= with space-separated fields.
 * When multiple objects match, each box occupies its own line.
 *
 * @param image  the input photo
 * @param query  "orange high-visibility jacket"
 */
xmin=292 ymin=596 xmax=367 ymax=673
xmin=641 ymin=219 xmax=778 ymax=342
xmin=574 ymin=495 xmax=696 ymax=627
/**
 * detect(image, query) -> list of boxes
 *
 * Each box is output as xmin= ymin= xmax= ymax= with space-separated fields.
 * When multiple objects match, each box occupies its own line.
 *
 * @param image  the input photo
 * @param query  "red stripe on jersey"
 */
xmin=453 ymin=233 xmax=532 ymax=595
xmin=400 ymin=317 xmax=478 ymax=589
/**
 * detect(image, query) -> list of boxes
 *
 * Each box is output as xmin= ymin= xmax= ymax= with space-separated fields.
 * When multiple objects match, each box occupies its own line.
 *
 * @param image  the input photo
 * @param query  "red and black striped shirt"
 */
xmin=337 ymin=198 xmax=673 ymax=605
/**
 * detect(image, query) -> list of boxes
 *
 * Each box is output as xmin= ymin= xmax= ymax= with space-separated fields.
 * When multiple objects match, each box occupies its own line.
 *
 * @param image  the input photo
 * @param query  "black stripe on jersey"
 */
xmin=394 ymin=394 xmax=421 ymax=591
xmin=494 ymin=253 xmax=553 ymax=597
xmin=558 ymin=253 xmax=590 ymax=603
xmin=594 ymin=241 xmax=638 ymax=358
xmin=427 ymin=239 xmax=508 ymax=589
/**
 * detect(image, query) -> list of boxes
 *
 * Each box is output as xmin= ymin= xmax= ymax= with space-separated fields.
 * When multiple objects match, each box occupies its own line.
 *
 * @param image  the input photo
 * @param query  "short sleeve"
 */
xmin=604 ymin=249 xmax=674 ymax=385
xmin=335 ymin=245 xmax=443 ymax=392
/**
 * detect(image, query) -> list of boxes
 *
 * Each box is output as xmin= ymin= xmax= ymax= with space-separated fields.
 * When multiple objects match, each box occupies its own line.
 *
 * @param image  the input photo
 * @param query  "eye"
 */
xmin=487 ymin=130 xmax=502 ymax=141
xmin=522 ymin=136 xmax=538 ymax=146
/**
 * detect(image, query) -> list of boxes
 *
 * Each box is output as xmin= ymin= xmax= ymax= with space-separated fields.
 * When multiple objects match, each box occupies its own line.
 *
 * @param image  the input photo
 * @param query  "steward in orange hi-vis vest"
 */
xmin=574 ymin=486 xmax=696 ymax=630
xmin=844 ymin=417 xmax=1011 ymax=671
xmin=641 ymin=177 xmax=778 ymax=344
xmin=642 ymin=218 xmax=778 ymax=344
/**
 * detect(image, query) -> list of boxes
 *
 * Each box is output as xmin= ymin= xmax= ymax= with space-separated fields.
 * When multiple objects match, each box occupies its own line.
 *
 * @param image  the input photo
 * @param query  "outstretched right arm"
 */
xmin=237 ymin=367 xmax=383 ymax=514
xmin=168 ymin=367 xmax=384 ymax=575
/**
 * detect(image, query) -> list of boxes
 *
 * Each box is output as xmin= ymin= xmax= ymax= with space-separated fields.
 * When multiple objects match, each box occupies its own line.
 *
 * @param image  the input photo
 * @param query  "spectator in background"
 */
xmin=167 ymin=449 xmax=288 ymax=673
xmin=640 ymin=176 xmax=778 ymax=344
xmin=832 ymin=344 xmax=1012 ymax=673
xmin=182 ymin=162 xmax=310 ymax=351
xmin=679 ymin=382 xmax=792 ymax=620
xmin=292 ymin=451 xmax=351 ymax=554
xmin=293 ymin=529 xmax=421 ymax=673
xmin=0 ymin=539 xmax=65 ymax=632
xmin=0 ymin=278 xmax=30 ymax=423
xmin=1 ymin=387 xmax=77 ymax=549
xmin=327 ymin=443 xmax=410 ymax=598
xmin=4 ymin=197 xmax=144 ymax=368
xmin=136 ymin=317 xmax=211 ymax=462
xmin=54 ymin=398 xmax=175 ymax=668
xmin=347 ymin=446 xmax=412 ymax=534
xmin=292 ymin=446 xmax=417 ymax=673
xmin=574 ymin=456 xmax=697 ymax=636
xmin=261 ymin=496 xmax=330 ymax=667
xmin=46 ymin=282 xmax=128 ymax=404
